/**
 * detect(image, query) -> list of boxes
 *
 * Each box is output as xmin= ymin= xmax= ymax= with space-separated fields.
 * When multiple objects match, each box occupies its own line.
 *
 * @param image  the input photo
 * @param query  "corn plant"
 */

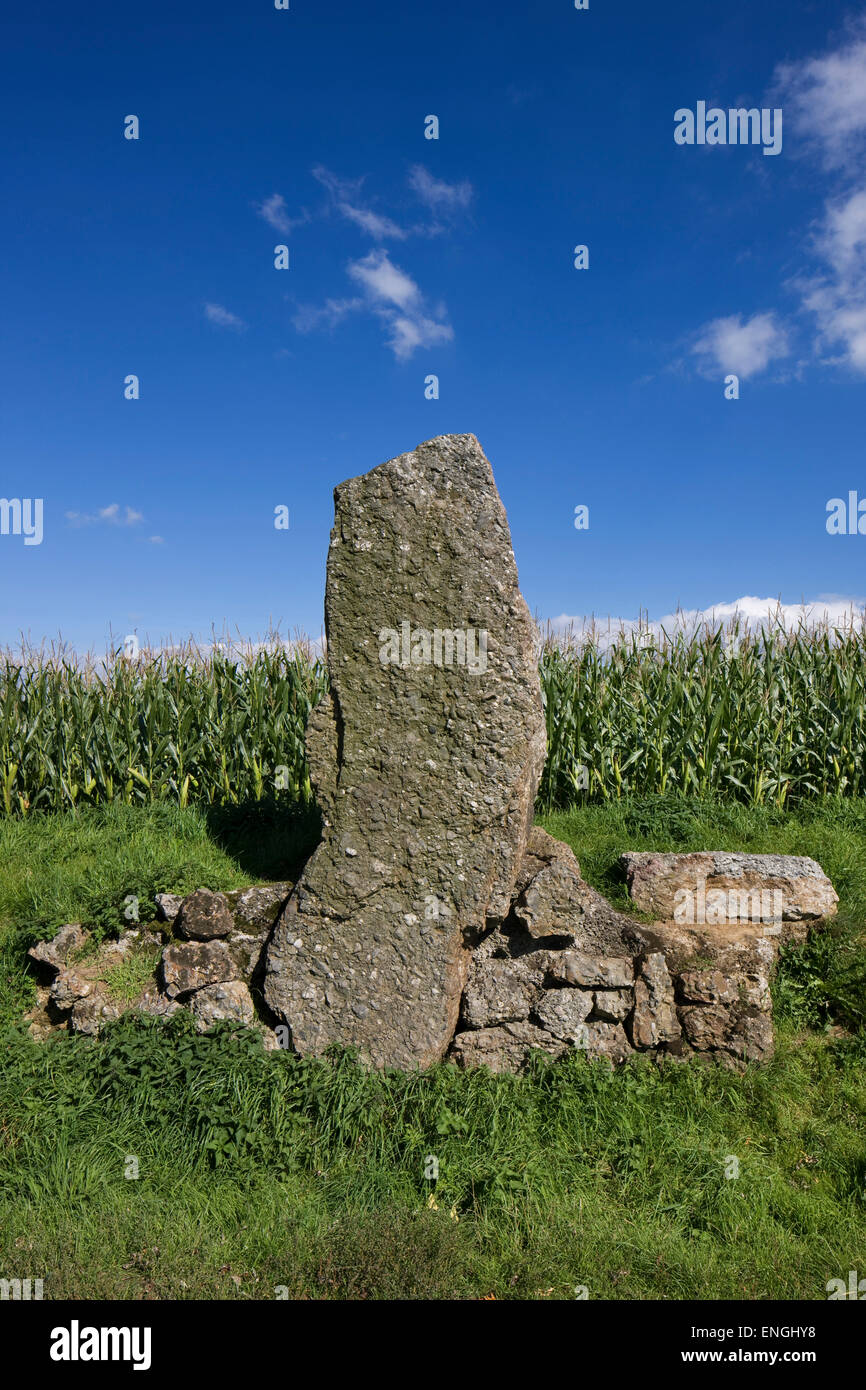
xmin=2 ymin=614 xmax=866 ymax=816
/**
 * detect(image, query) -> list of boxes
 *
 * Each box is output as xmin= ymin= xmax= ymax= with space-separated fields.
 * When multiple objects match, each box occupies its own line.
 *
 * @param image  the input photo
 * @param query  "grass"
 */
xmin=0 ymin=1018 xmax=863 ymax=1300
xmin=100 ymin=944 xmax=165 ymax=1006
xmin=0 ymin=798 xmax=320 ymax=1027
xmin=0 ymin=791 xmax=864 ymax=1299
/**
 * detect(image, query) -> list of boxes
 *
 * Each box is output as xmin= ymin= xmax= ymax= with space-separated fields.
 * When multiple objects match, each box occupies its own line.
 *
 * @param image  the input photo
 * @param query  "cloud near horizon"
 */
xmin=546 ymin=594 xmax=866 ymax=647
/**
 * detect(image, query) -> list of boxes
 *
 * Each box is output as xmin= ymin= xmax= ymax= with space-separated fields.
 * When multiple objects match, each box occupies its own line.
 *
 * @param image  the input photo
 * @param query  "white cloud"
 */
xmin=66 ymin=504 xmax=144 ymax=528
xmin=408 ymin=165 xmax=473 ymax=213
xmin=204 ymin=302 xmax=246 ymax=330
xmin=766 ymin=25 xmax=866 ymax=373
xmin=347 ymin=249 xmax=421 ymax=309
xmin=296 ymin=250 xmax=452 ymax=359
xmin=256 ymin=193 xmax=309 ymax=236
xmin=547 ymin=596 xmax=866 ymax=649
xmin=346 ymin=249 xmax=453 ymax=359
xmin=795 ymin=187 xmax=866 ymax=371
xmin=339 ymin=203 xmax=409 ymax=240
xmin=691 ymin=311 xmax=789 ymax=378
xmin=285 ymin=169 xmax=465 ymax=354
xmin=772 ymin=19 xmax=866 ymax=171
xmin=312 ymin=165 xmax=409 ymax=240
xmin=384 ymin=311 xmax=454 ymax=360
xmin=683 ymin=27 xmax=866 ymax=382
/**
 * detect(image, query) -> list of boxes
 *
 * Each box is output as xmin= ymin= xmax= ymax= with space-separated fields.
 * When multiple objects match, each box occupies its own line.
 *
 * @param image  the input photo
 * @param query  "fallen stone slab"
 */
xmin=621 ymin=851 xmax=838 ymax=935
xmin=264 ymin=434 xmax=547 ymax=1068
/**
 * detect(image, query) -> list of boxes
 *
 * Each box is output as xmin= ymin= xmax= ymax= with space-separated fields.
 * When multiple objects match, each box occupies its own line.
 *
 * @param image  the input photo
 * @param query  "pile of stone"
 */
xmin=23 ymin=436 xmax=841 ymax=1072
xmin=449 ymin=841 xmax=837 ymax=1070
xmin=26 ymin=886 xmax=290 ymax=1043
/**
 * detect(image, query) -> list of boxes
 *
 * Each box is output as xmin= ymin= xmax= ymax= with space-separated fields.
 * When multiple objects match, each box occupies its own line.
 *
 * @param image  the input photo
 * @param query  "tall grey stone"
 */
xmin=263 ymin=434 xmax=546 ymax=1067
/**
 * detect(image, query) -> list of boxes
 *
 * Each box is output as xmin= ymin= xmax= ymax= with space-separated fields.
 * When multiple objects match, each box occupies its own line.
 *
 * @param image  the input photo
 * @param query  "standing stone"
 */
xmin=264 ymin=434 xmax=547 ymax=1067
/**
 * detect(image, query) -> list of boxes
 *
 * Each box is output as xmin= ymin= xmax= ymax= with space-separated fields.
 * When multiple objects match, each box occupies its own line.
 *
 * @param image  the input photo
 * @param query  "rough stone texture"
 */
xmin=578 ymin=1020 xmax=633 ymax=1064
xmin=514 ymin=828 xmax=645 ymax=955
xmin=638 ymin=921 xmax=778 ymax=1064
xmin=630 ymin=952 xmax=680 ymax=1048
xmin=264 ymin=434 xmax=547 ymax=1068
xmin=28 ymin=923 xmax=87 ymax=971
xmin=25 ymin=885 xmax=291 ymax=1043
xmin=445 ymin=824 xmax=823 ymax=1069
xmin=461 ymin=957 xmax=537 ymax=1030
xmin=592 ymin=988 xmax=633 ymax=1022
xmin=546 ymin=951 xmax=635 ymax=989
xmin=154 ymin=892 xmax=183 ymax=924
xmin=135 ymin=989 xmax=182 ymax=1021
xmin=70 ymin=992 xmax=122 ymax=1035
xmin=175 ymin=889 xmax=235 ymax=941
xmin=161 ymin=940 xmax=235 ymax=997
xmin=189 ymin=981 xmax=256 ymax=1031
xmin=530 ymin=987 xmax=594 ymax=1040
xmin=511 ymin=831 xmax=586 ymax=939
xmin=50 ymin=970 xmax=98 ymax=1011
xmin=448 ymin=826 xmax=645 ymax=1067
xmin=224 ymin=883 xmax=292 ymax=931
xmin=449 ymin=1021 xmax=566 ymax=1072
xmin=621 ymin=851 xmax=838 ymax=935
xmin=24 ymin=836 xmax=835 ymax=1067
xmin=679 ymin=1003 xmax=774 ymax=1062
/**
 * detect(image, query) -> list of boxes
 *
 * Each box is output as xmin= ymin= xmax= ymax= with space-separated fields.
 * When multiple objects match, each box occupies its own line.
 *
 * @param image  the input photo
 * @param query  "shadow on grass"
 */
xmin=203 ymin=796 xmax=322 ymax=882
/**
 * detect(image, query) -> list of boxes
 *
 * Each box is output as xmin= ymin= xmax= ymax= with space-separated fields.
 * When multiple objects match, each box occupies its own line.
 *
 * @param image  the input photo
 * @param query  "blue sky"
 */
xmin=2 ymin=0 xmax=866 ymax=653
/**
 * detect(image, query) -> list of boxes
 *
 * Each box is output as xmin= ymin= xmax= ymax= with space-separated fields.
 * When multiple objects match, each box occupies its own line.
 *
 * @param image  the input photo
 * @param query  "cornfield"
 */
xmin=0 ymin=637 xmax=327 ymax=817
xmin=538 ymin=617 xmax=866 ymax=810
xmin=2 ymin=618 xmax=866 ymax=817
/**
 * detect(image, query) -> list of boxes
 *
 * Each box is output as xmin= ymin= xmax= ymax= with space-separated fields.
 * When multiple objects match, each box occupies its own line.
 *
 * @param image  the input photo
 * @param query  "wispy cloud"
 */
xmin=773 ymin=22 xmax=866 ymax=374
xmin=273 ymin=165 xmax=470 ymax=355
xmin=66 ymin=504 xmax=144 ymax=528
xmin=691 ymin=311 xmax=790 ymax=378
xmin=407 ymin=164 xmax=473 ymax=214
xmin=794 ymin=187 xmax=866 ymax=372
xmin=296 ymin=249 xmax=453 ymax=360
xmin=682 ymin=24 xmax=866 ymax=382
xmin=292 ymin=297 xmax=364 ymax=333
xmin=312 ymin=165 xmax=409 ymax=240
xmin=204 ymin=302 xmax=246 ymax=330
xmin=256 ymin=193 xmax=310 ymax=236
xmin=347 ymin=249 xmax=453 ymax=359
